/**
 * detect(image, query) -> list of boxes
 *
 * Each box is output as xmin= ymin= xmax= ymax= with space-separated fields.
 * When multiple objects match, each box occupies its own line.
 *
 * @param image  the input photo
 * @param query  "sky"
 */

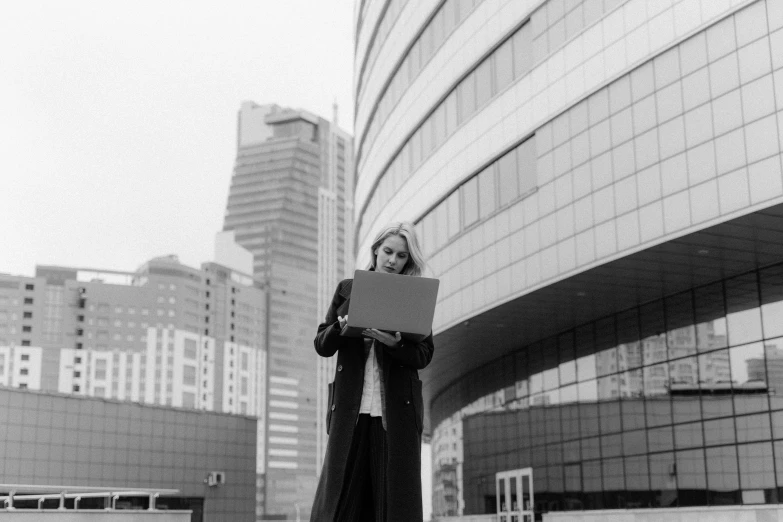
xmin=0 ymin=0 xmax=356 ymax=278
xmin=1 ymin=2 xmax=434 ymax=516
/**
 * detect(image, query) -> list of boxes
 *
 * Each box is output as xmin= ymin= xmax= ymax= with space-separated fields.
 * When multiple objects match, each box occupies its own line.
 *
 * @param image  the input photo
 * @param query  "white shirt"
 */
xmin=359 ymin=340 xmax=383 ymax=417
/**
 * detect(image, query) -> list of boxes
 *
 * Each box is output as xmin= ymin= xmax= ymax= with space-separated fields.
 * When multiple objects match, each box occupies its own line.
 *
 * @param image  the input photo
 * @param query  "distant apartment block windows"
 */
xmin=22 ymin=326 xmax=31 ymax=333
xmin=95 ymin=360 xmax=107 ymax=380
xmin=23 ymin=312 xmax=32 ymax=319
xmin=21 ymin=354 xmax=29 ymax=362
xmin=23 ymin=297 xmax=33 ymax=305
xmin=18 ymin=383 xmax=27 ymax=389
xmin=20 ymin=369 xmax=28 ymax=375
xmin=183 ymin=366 xmax=196 ymax=386
xmin=21 ymin=340 xmax=30 ymax=346
xmin=25 ymin=284 xmax=34 ymax=291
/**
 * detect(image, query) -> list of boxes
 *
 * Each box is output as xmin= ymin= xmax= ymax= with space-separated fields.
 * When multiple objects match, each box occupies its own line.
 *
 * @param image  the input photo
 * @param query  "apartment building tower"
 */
xmin=223 ymin=101 xmax=354 ymax=520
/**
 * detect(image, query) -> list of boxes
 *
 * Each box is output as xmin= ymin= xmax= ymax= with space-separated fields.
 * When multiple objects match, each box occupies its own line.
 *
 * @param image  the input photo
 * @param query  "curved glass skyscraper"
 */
xmin=355 ymin=0 xmax=783 ymax=517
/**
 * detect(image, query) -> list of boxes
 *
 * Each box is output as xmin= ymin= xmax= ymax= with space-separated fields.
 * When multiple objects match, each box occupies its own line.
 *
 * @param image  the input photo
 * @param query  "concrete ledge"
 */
xmin=0 ymin=511 xmax=191 ymax=522
xmin=543 ymin=506 xmax=783 ymax=522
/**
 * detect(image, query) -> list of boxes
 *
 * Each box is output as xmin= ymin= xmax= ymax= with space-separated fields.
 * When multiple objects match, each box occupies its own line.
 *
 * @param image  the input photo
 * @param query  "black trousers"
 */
xmin=334 ymin=414 xmax=388 ymax=522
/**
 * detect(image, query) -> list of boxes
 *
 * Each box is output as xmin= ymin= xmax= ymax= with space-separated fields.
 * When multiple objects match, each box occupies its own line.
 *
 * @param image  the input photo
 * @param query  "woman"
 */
xmin=310 ymin=222 xmax=434 ymax=522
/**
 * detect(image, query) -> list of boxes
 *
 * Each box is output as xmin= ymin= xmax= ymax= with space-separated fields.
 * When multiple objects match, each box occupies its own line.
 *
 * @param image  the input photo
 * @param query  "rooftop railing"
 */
xmin=0 ymin=484 xmax=180 ymax=512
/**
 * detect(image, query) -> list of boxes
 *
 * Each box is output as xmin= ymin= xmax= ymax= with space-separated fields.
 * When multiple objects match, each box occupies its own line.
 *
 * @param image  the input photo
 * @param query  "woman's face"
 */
xmin=374 ymin=234 xmax=409 ymax=274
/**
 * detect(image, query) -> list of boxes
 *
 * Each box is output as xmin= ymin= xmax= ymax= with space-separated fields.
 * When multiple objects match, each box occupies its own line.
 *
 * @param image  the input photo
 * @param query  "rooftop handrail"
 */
xmin=0 ymin=484 xmax=179 ymax=511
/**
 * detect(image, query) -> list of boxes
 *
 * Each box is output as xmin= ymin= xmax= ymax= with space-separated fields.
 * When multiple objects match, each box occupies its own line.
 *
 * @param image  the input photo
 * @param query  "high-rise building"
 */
xmin=355 ymin=0 xmax=783 ymax=518
xmin=0 ymin=235 xmax=265 ymax=520
xmin=223 ymin=101 xmax=354 ymax=520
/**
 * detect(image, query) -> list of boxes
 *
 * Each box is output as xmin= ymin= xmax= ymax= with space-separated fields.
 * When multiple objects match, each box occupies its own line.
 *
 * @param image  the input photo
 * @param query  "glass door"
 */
xmin=496 ymin=468 xmax=533 ymax=522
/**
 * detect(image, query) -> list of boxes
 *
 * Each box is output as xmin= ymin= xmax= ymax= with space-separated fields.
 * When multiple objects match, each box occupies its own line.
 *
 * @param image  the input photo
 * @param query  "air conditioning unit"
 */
xmin=205 ymin=471 xmax=225 ymax=487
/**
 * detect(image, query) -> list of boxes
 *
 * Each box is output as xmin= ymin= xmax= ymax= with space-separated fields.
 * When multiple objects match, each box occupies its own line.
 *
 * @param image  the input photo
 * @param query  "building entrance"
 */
xmin=496 ymin=468 xmax=533 ymax=522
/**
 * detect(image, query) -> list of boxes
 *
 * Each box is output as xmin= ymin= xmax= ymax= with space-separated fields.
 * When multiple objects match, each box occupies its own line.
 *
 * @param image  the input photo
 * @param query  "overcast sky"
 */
xmin=0 ymin=0 xmax=356 ymax=278
xmin=1 ymin=2 xmax=434 ymax=516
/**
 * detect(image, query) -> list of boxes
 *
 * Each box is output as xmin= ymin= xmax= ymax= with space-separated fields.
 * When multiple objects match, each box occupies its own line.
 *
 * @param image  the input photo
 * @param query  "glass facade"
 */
xmin=355 ymin=0 xmax=783 ymax=518
xmin=433 ymin=262 xmax=783 ymax=515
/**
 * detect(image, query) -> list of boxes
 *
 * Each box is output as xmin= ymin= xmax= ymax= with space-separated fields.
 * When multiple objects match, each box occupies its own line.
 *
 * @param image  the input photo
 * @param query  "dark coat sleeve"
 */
xmin=382 ymin=332 xmax=434 ymax=370
xmin=314 ymin=281 xmax=345 ymax=358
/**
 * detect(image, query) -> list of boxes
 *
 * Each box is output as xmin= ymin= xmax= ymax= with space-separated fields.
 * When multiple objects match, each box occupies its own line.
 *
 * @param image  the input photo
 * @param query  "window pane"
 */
xmin=517 ymin=137 xmax=537 ymax=194
xmin=694 ymin=282 xmax=728 ymax=352
xmin=434 ymin=203 xmax=448 ymax=252
xmin=725 ymin=273 xmax=762 ymax=345
xmin=420 ymin=24 xmax=434 ymax=64
xmin=457 ymin=0 xmax=474 ymax=21
xmin=445 ymin=91 xmax=458 ymax=136
xmin=433 ymin=103 xmax=446 ymax=148
xmin=462 ymin=176 xmax=479 ymax=227
xmin=410 ymin=127 xmax=422 ymax=169
xmin=494 ymin=38 xmax=514 ymax=92
xmin=458 ymin=70 xmax=477 ymax=123
xmin=649 ymin=452 xmax=678 ymax=503
xmin=738 ymin=442 xmax=775 ymax=490
xmin=761 ymin=264 xmax=783 ymax=339
xmin=513 ymin=22 xmax=534 ymax=78
xmin=478 ymin=164 xmax=497 ymax=219
xmin=409 ymin=40 xmax=421 ymax=76
xmin=447 ymin=191 xmax=460 ymax=237
xmin=421 ymin=116 xmax=434 ymax=159
xmin=432 ymin=7 xmax=445 ymax=48
xmin=730 ymin=342 xmax=769 ymax=415
xmin=498 ymin=148 xmax=519 ymax=206
xmin=443 ymin=0 xmax=458 ymax=35
xmin=475 ymin=59 xmax=493 ymax=108
xmin=705 ymin=445 xmax=740 ymax=504
xmin=676 ymin=449 xmax=707 ymax=505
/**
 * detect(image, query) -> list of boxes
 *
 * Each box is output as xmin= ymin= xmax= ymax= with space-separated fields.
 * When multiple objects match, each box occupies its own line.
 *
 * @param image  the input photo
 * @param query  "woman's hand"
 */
xmin=338 ymin=315 xmax=348 ymax=329
xmin=362 ymin=328 xmax=402 ymax=347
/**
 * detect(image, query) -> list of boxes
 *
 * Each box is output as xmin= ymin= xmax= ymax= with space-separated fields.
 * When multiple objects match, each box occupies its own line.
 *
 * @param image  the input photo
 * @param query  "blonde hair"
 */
xmin=366 ymin=222 xmax=426 ymax=276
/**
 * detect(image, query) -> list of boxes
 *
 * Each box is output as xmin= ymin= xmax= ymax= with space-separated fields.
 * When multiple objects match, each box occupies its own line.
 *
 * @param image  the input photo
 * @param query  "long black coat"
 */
xmin=310 ymin=278 xmax=434 ymax=522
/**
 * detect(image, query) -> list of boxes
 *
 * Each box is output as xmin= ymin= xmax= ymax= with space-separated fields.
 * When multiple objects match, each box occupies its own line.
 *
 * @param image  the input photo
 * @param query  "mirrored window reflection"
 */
xmin=620 ymin=369 xmax=643 ymax=398
xmin=705 ymin=445 xmax=740 ymax=505
xmin=735 ymin=413 xmax=771 ymax=443
xmin=674 ymin=421 xmax=704 ymax=449
xmin=738 ymin=442 xmax=775 ymax=492
xmin=698 ymin=348 xmax=731 ymax=393
xmin=580 ymin=404 xmax=600 ymax=438
xmin=621 ymin=400 xmax=645 ymax=431
xmin=578 ymin=378 xmax=598 ymax=403
xmin=704 ymin=418 xmax=736 ymax=446
xmin=729 ymin=342 xmax=769 ymax=415
xmin=676 ymin=449 xmax=707 ymax=505
xmin=560 ymin=383 xmax=578 ymax=404
xmin=602 ymin=457 xmax=625 ymax=501
xmin=625 ymin=455 xmax=650 ymax=495
xmin=564 ymin=463 xmax=581 ymax=492
xmin=666 ymin=293 xmax=696 ymax=361
xmin=694 ymin=282 xmax=728 ymax=352
xmin=646 ymin=396 xmax=673 ymax=428
xmin=761 ymin=264 xmax=783 ymax=339
xmin=726 ymin=273 xmax=763 ymax=346
xmin=643 ymin=362 xmax=669 ymax=398
xmin=577 ymin=355 xmax=597 ymax=382
xmin=647 ymin=425 xmax=674 ymax=452
xmin=649 ymin=452 xmax=677 ymax=506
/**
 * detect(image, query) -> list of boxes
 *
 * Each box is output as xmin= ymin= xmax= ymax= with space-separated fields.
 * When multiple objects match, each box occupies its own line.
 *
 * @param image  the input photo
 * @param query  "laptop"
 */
xmin=340 ymin=269 xmax=440 ymax=342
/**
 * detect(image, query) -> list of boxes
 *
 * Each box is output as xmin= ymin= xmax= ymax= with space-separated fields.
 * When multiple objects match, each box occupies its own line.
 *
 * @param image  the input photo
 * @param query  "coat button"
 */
xmin=331 ymin=404 xmax=335 ymax=411
xmin=337 ymin=365 xmax=343 ymax=371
